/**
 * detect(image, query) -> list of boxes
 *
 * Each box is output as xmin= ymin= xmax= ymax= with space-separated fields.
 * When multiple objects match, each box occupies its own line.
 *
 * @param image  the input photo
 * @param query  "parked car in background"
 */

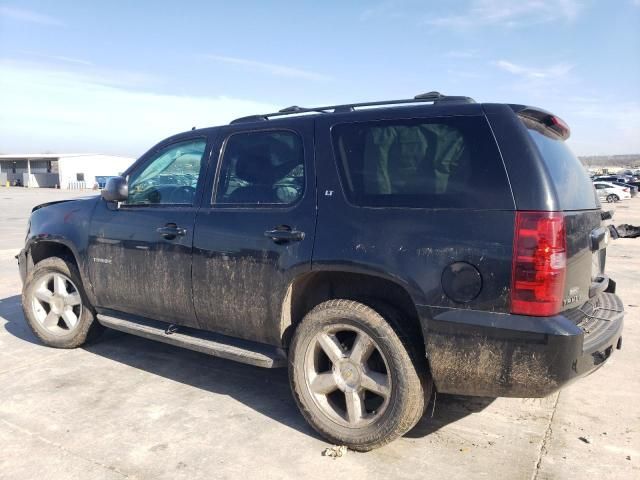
xmin=594 ymin=174 xmax=629 ymax=182
xmin=95 ymin=176 xmax=118 ymax=189
xmin=618 ymin=183 xmax=638 ymax=197
xmin=594 ymin=176 xmax=640 ymax=196
xmin=593 ymin=181 xmax=631 ymax=202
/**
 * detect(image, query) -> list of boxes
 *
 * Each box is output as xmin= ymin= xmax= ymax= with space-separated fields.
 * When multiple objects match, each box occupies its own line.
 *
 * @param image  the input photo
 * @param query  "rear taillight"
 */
xmin=549 ymin=115 xmax=571 ymax=139
xmin=511 ymin=211 xmax=566 ymax=316
xmin=623 ymin=188 xmax=629 ymax=192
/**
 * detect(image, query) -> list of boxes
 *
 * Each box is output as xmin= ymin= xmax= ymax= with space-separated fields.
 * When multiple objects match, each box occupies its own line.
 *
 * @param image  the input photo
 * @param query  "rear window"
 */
xmin=522 ymin=117 xmax=597 ymax=210
xmin=331 ymin=116 xmax=513 ymax=209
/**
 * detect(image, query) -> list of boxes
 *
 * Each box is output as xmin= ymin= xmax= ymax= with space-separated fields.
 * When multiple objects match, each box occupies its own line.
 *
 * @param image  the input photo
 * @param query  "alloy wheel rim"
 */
xmin=30 ymin=272 xmax=83 ymax=335
xmin=303 ymin=324 xmax=392 ymax=428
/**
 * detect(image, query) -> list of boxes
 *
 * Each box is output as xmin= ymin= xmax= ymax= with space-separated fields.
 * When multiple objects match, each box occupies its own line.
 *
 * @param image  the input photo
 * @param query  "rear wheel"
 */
xmin=606 ymin=194 xmax=619 ymax=203
xmin=22 ymin=256 xmax=102 ymax=348
xmin=289 ymin=299 xmax=430 ymax=451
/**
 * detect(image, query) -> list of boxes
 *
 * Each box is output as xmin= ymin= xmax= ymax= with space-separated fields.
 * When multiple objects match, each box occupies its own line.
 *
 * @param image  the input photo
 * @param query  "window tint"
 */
xmin=332 ymin=116 xmax=512 ymax=208
xmin=127 ymin=139 xmax=206 ymax=205
xmin=215 ymin=130 xmax=304 ymax=205
xmin=522 ymin=117 xmax=597 ymax=210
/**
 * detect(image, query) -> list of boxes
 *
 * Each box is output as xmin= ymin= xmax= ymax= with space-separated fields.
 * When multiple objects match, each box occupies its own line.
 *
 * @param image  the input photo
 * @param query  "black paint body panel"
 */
xmin=87 ymin=201 xmax=199 ymax=326
xmin=21 ymin=196 xmax=99 ymax=302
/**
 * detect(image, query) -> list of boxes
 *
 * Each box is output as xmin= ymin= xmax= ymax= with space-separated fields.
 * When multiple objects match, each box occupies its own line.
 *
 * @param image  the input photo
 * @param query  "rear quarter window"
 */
xmin=522 ymin=117 xmax=597 ymax=210
xmin=331 ymin=116 xmax=513 ymax=209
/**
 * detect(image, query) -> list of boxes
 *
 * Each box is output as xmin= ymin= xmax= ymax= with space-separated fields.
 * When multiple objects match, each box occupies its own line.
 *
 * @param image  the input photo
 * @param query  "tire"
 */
xmin=606 ymin=194 xmax=619 ymax=203
xmin=289 ymin=299 xmax=431 ymax=451
xmin=22 ymin=256 xmax=103 ymax=348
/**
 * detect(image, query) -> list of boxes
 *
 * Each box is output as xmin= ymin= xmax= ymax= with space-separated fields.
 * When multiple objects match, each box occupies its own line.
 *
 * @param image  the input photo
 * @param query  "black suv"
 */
xmin=18 ymin=92 xmax=624 ymax=450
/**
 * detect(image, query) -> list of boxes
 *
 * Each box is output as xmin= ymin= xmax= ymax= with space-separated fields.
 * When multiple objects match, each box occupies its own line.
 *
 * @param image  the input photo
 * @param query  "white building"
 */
xmin=0 ymin=154 xmax=134 ymax=189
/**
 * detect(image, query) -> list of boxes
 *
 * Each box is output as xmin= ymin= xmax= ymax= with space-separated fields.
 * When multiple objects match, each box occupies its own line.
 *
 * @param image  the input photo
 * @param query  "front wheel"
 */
xmin=289 ymin=299 xmax=430 ymax=451
xmin=22 ymin=256 xmax=102 ymax=348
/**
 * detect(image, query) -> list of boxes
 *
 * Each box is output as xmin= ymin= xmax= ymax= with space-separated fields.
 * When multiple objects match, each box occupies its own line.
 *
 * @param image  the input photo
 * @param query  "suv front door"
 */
xmin=88 ymin=136 xmax=211 ymax=327
xmin=192 ymin=119 xmax=316 ymax=345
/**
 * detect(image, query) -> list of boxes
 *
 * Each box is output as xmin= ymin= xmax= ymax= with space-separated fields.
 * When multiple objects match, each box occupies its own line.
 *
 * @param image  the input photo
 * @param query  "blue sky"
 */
xmin=0 ymin=0 xmax=639 ymax=157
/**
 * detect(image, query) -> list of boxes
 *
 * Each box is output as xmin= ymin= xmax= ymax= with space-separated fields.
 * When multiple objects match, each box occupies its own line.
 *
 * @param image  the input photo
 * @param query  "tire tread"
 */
xmin=289 ymin=299 xmax=431 ymax=451
xmin=22 ymin=256 xmax=102 ymax=348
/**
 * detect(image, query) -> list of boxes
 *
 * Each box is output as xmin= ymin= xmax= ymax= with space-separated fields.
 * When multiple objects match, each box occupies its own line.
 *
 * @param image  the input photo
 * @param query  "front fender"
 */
xmin=24 ymin=196 xmax=100 ymax=302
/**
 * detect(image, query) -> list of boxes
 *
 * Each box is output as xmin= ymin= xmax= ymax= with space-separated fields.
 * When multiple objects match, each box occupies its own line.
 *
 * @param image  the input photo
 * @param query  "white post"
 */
xmin=26 ymin=158 xmax=31 ymax=188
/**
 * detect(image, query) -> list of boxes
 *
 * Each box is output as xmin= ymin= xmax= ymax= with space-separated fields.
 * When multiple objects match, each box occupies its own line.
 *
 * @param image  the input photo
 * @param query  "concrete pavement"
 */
xmin=0 ymin=187 xmax=637 ymax=479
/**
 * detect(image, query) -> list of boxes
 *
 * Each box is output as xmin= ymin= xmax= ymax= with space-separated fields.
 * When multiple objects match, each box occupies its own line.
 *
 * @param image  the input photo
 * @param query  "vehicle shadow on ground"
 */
xmin=0 ymin=294 xmax=35 ymax=342
xmin=1 ymin=293 xmax=494 ymax=444
xmin=407 ymin=394 xmax=495 ymax=438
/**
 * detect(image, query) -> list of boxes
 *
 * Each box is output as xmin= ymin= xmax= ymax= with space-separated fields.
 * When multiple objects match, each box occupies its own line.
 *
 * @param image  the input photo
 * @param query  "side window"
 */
xmin=332 ymin=116 xmax=512 ymax=209
xmin=215 ymin=130 xmax=304 ymax=205
xmin=127 ymin=139 xmax=206 ymax=205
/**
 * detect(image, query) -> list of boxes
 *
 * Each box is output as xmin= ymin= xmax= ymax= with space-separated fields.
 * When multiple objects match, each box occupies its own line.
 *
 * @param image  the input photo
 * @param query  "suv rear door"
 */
xmin=191 ymin=118 xmax=316 ymax=345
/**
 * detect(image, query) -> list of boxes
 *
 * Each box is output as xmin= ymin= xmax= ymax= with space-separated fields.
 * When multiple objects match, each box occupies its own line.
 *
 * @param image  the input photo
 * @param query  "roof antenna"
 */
xmin=191 ymin=126 xmax=196 ymax=131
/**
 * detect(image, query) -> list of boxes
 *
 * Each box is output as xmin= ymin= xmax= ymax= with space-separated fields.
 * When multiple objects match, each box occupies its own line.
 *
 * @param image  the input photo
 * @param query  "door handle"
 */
xmin=157 ymin=223 xmax=187 ymax=240
xmin=264 ymin=226 xmax=305 ymax=244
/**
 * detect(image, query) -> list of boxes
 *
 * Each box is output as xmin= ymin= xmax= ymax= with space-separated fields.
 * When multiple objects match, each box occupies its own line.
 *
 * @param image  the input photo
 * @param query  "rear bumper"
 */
xmin=420 ymin=292 xmax=624 ymax=398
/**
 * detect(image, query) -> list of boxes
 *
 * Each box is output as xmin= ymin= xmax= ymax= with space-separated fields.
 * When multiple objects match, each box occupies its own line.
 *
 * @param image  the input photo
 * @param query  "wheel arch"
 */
xmin=28 ymin=239 xmax=79 ymax=267
xmin=25 ymin=239 xmax=95 ymax=302
xmin=280 ymin=268 xmax=425 ymax=353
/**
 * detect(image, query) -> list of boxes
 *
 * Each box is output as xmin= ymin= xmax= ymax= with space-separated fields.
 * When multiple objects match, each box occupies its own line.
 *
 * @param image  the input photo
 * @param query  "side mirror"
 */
xmin=101 ymin=176 xmax=128 ymax=202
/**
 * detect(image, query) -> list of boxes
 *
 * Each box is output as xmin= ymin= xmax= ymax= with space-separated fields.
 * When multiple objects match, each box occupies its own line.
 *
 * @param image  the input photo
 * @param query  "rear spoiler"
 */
xmin=509 ymin=104 xmax=571 ymax=140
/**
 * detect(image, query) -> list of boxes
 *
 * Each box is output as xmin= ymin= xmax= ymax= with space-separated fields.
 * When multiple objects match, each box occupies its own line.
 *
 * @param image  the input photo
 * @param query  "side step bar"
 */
xmin=96 ymin=313 xmax=287 ymax=368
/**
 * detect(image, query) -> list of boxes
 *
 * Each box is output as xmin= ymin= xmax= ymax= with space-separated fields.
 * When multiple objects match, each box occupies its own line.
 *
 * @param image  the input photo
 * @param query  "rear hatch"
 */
xmin=517 ymin=109 xmax=606 ymax=313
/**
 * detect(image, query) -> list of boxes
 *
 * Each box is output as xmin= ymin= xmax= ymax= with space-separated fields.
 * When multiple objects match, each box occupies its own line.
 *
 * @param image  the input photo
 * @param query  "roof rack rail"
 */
xmin=230 ymin=91 xmax=476 ymax=124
